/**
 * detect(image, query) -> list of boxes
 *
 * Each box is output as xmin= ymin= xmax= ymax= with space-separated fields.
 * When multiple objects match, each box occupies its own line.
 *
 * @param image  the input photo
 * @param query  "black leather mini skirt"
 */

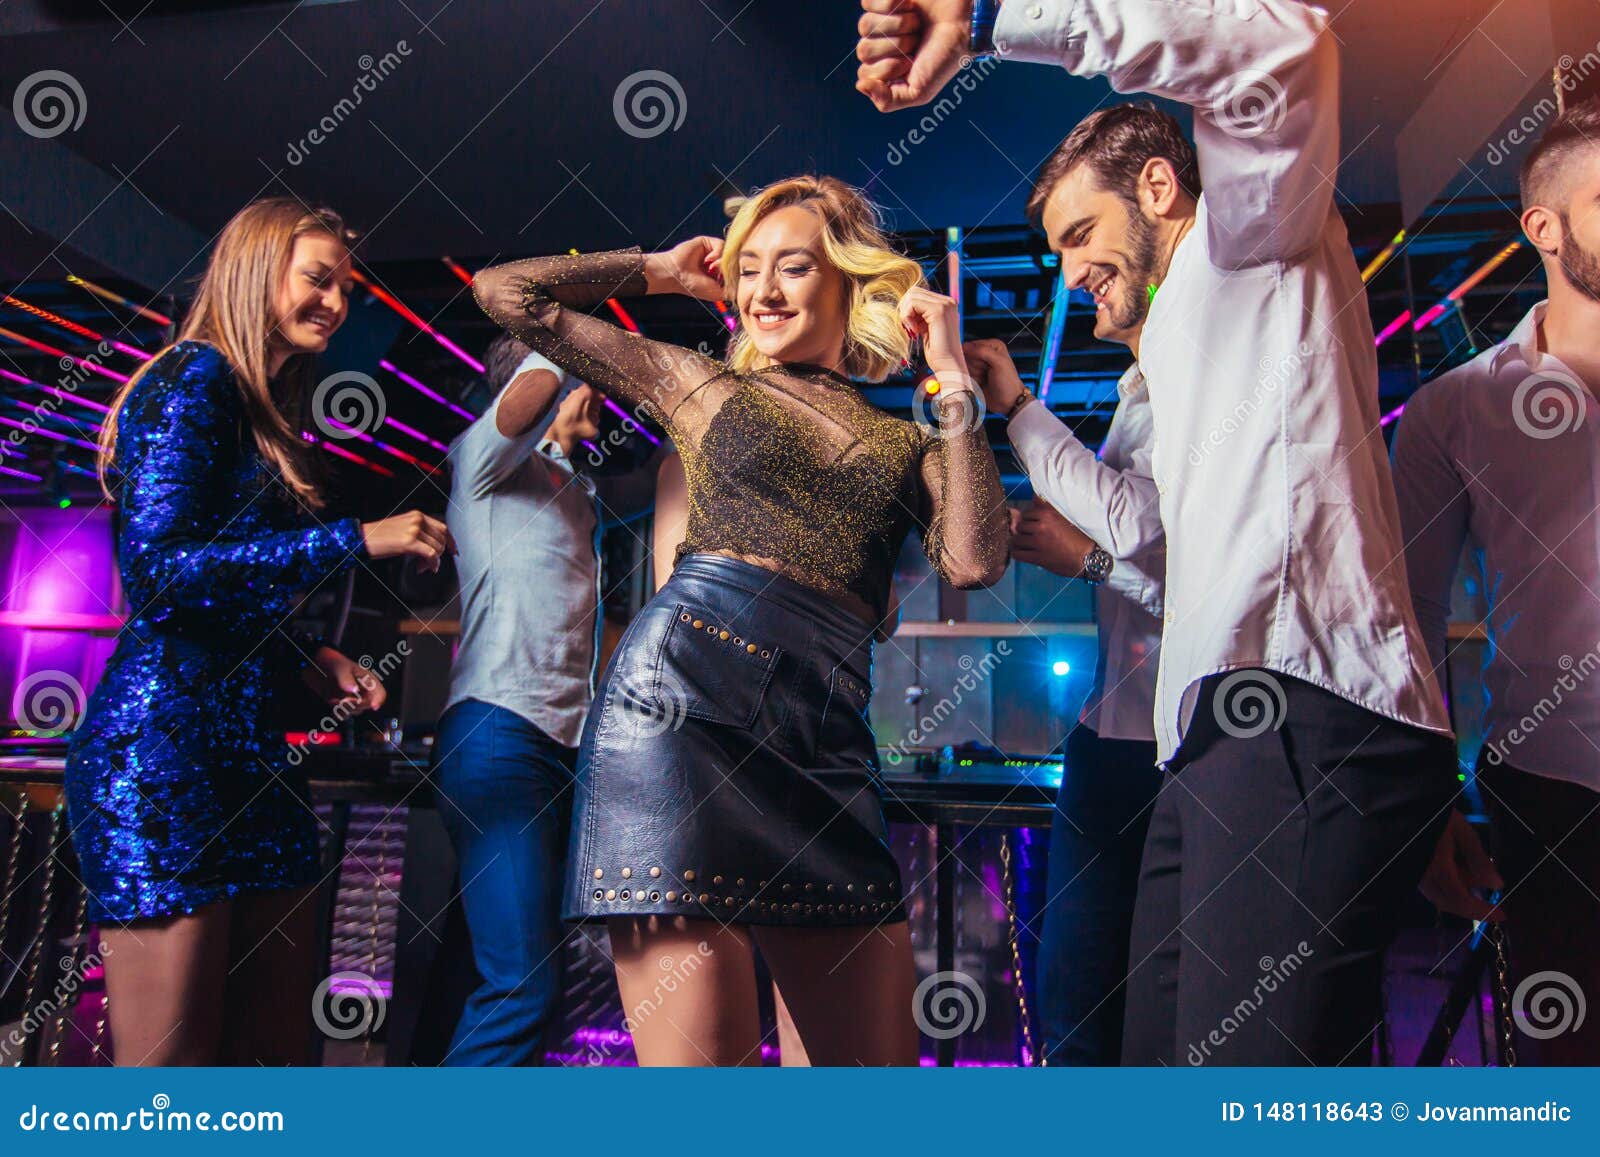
xmin=563 ymin=553 xmax=905 ymax=926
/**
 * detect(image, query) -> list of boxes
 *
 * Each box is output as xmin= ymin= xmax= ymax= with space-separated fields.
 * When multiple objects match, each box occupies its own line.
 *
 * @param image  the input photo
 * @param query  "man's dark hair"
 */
xmin=1521 ymin=95 xmax=1600 ymax=210
xmin=482 ymin=332 xmax=533 ymax=392
xmin=1025 ymin=102 xmax=1202 ymax=228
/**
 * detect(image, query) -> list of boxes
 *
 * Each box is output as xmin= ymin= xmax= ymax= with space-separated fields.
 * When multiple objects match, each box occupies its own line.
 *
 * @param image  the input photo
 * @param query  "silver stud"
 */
xmin=621 ymin=867 xmax=632 ymax=879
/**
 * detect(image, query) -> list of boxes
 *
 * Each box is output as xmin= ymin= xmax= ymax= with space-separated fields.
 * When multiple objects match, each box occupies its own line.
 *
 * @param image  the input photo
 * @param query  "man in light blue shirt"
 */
xmin=430 ymin=335 xmax=655 ymax=1064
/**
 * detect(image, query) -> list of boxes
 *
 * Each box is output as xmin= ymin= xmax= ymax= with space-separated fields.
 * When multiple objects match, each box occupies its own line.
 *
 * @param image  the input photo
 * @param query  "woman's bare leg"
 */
xmin=99 ymin=902 xmax=231 ymax=1065
xmin=607 ymin=916 xmax=762 ymax=1066
xmin=753 ymin=921 xmax=919 ymax=1066
xmin=224 ymin=885 xmax=320 ymax=1065
xmin=773 ymin=982 xmax=811 ymax=1066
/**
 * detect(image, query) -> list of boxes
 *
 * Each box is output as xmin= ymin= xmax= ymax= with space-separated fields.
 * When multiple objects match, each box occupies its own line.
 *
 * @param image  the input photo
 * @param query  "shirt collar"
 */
xmin=1489 ymin=300 xmax=1549 ymax=376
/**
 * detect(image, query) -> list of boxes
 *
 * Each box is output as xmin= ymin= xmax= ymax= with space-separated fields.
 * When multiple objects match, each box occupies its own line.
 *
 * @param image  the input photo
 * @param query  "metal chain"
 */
xmin=998 ymin=832 xmax=1039 ymax=1066
xmin=92 ymin=985 xmax=109 ymax=1065
xmin=47 ymin=882 xmax=91 ymax=1065
xmin=0 ymin=789 xmax=30 ymax=949
xmin=16 ymin=804 xmax=63 ymax=1066
xmin=1488 ymin=922 xmax=1517 ymax=1067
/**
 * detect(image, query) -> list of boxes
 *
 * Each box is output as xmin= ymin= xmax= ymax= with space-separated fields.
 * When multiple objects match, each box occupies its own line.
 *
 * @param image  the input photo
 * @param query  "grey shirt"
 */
xmin=442 ymin=356 xmax=652 ymax=747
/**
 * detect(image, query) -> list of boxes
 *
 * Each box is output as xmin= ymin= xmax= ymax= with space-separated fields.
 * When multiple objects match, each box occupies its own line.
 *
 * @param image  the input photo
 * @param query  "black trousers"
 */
xmin=1038 ymin=725 xmax=1163 ymax=1065
xmin=1121 ymin=670 xmax=1455 ymax=1066
xmin=1477 ymin=754 xmax=1600 ymax=1065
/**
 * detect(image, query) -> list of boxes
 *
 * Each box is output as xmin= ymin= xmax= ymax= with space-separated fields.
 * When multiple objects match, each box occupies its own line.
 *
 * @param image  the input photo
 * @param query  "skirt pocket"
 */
xmin=651 ymin=603 xmax=783 ymax=729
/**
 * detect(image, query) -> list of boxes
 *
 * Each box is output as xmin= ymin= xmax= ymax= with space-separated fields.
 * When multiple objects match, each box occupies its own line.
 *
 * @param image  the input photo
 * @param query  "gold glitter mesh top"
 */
xmin=473 ymin=247 xmax=1010 ymax=623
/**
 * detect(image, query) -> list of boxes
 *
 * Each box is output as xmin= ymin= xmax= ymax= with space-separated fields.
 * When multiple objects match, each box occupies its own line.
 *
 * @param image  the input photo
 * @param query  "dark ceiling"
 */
xmin=0 ymin=0 xmax=1581 ymax=506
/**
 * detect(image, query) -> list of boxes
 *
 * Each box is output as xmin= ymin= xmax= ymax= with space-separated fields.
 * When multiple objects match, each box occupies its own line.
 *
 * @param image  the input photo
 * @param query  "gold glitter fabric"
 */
xmin=473 ymin=247 xmax=1009 ymax=623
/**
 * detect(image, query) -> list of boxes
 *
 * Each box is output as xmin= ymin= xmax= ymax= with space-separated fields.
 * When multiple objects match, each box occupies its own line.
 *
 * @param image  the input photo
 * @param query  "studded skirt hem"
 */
xmin=563 ymin=554 xmax=906 ymax=928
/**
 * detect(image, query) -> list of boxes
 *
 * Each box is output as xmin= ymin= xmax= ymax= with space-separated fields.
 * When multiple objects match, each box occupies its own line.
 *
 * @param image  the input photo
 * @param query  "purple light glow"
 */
xmin=378 ymin=360 xmax=476 ymax=422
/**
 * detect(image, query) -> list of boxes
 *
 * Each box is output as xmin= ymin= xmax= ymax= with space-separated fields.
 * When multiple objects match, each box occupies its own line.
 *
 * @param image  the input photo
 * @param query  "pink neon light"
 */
xmin=1373 ymin=310 xmax=1412 ymax=347
xmin=379 ymin=359 xmax=476 ymax=421
xmin=382 ymin=415 xmax=449 ymax=453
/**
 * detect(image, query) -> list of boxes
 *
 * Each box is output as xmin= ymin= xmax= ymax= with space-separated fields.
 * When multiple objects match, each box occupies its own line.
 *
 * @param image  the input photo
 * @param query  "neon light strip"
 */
xmin=1380 ymin=402 xmax=1406 ymax=428
xmin=605 ymin=298 xmax=641 ymax=333
xmin=0 ymin=325 xmax=129 ymax=382
xmin=1037 ymin=267 xmax=1070 ymax=403
xmin=2 ymin=295 xmax=150 ymax=359
xmin=378 ymin=359 xmax=477 ymax=421
xmin=602 ymin=396 xmax=661 ymax=446
xmin=0 ymin=369 xmax=113 ymax=415
xmin=3 ymin=393 xmax=102 ymax=438
xmin=0 ymin=414 xmax=98 ymax=452
xmin=351 ymin=269 xmax=485 ymax=374
xmin=1411 ymin=241 xmax=1523 ymax=332
xmin=0 ymin=463 xmax=43 ymax=481
xmin=324 ymin=418 xmax=441 ymax=474
xmin=1361 ymin=229 xmax=1406 ymax=283
xmin=66 ymin=274 xmax=172 ymax=326
xmin=382 ymin=414 xmax=449 ymax=453
xmin=1373 ymin=310 xmax=1413 ymax=347
xmin=302 ymin=430 xmax=394 ymax=477
xmin=441 ymin=257 xmax=475 ymax=287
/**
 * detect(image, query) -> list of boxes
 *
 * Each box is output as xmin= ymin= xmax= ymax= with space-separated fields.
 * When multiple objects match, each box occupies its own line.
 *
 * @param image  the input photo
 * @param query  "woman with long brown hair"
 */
xmin=65 ymin=197 xmax=450 ymax=1065
xmin=473 ymin=175 xmax=1009 ymax=1064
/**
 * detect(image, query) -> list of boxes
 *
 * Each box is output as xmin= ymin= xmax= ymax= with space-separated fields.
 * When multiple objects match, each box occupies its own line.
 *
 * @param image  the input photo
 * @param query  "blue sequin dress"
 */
xmin=64 ymin=341 xmax=367 ymax=923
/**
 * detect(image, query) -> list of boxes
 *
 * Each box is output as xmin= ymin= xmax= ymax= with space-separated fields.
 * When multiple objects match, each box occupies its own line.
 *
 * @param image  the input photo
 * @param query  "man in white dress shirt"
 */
xmin=1393 ymin=98 xmax=1600 ymax=1065
xmin=856 ymin=0 xmax=1455 ymax=1064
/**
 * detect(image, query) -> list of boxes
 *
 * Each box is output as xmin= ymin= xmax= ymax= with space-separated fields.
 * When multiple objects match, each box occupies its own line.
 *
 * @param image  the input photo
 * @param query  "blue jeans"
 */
xmin=431 ymin=699 xmax=575 ymax=1066
xmin=1038 ymin=724 xmax=1162 ymax=1065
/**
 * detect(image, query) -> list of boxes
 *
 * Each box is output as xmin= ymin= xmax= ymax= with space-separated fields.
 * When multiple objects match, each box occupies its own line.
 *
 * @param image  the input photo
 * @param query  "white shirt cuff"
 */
xmin=994 ymin=0 xmax=1079 ymax=66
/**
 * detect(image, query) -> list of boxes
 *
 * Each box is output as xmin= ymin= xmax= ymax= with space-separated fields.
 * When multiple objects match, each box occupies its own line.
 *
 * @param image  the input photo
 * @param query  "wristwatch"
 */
xmin=1081 ymin=546 xmax=1115 ymax=585
xmin=969 ymin=0 xmax=1001 ymax=58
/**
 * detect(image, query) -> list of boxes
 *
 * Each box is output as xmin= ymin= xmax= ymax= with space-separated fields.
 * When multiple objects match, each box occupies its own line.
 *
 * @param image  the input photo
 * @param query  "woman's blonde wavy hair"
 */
xmin=97 ymin=197 xmax=355 ymax=510
xmin=722 ymin=176 xmax=922 ymax=384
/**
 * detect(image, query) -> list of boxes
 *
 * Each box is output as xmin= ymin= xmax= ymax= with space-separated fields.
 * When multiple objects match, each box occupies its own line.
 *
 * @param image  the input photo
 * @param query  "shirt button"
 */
xmin=1026 ymin=3 xmax=1043 ymax=18
xmin=1164 ymin=609 xmax=1175 ymax=624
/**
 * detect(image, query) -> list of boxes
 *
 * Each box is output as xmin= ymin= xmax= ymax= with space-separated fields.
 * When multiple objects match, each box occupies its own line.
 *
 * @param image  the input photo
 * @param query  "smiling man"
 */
xmin=856 ymin=0 xmax=1456 ymax=1066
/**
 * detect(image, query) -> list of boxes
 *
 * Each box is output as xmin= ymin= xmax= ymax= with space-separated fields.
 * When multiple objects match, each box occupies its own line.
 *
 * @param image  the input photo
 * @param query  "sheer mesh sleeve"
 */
xmin=916 ymin=403 xmax=1011 ymax=588
xmin=471 ymin=247 xmax=723 ymax=429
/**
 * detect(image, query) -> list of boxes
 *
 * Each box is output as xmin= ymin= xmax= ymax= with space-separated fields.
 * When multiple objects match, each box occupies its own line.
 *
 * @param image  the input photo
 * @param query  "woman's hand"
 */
xmin=644 ymin=237 xmax=725 ymax=301
xmin=361 ymin=510 xmax=454 ymax=573
xmin=962 ymin=338 xmax=1026 ymax=417
xmin=899 ymin=286 xmax=968 ymax=385
xmin=301 ymin=646 xmax=387 ymax=714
